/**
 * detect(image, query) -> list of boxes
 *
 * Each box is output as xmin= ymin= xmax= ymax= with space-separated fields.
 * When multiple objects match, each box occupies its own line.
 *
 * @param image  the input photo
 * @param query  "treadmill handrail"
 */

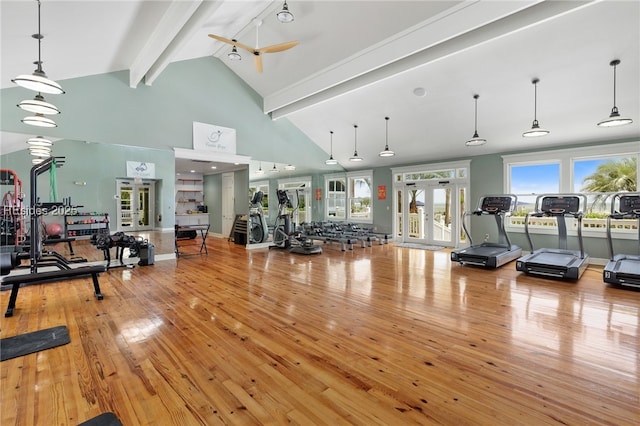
xmin=525 ymin=193 xmax=587 ymax=258
xmin=606 ymin=192 xmax=640 ymax=259
xmin=462 ymin=194 xmax=518 ymax=249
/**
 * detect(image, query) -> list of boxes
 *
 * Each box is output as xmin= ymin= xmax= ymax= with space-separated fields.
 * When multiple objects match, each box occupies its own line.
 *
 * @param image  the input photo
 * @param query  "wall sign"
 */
xmin=377 ymin=185 xmax=386 ymax=200
xmin=315 ymin=188 xmax=322 ymax=201
xmin=193 ymin=121 xmax=237 ymax=154
xmin=126 ymin=161 xmax=155 ymax=179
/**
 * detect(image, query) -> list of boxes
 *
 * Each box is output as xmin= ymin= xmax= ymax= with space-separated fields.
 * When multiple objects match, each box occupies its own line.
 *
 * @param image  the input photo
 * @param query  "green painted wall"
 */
xmin=1 ymin=57 xmax=331 ymax=168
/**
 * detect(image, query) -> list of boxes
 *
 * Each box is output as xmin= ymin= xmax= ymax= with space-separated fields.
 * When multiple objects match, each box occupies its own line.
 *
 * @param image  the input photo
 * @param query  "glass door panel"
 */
xmin=430 ymin=187 xmax=453 ymax=245
xmin=116 ymin=180 xmax=155 ymax=232
xmin=405 ymin=186 xmax=427 ymax=243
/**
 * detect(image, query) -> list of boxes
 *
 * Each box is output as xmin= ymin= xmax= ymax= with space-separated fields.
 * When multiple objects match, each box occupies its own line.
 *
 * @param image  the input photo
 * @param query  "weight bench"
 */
xmin=2 ymin=265 xmax=107 ymax=317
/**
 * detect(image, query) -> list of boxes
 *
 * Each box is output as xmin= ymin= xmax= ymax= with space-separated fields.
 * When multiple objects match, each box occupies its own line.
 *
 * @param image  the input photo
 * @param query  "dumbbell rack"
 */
xmin=64 ymin=213 xmax=109 ymax=238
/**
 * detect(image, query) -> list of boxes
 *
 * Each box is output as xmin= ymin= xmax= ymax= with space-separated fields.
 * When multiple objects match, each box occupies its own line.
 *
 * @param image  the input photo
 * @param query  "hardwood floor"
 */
xmin=1 ymin=236 xmax=639 ymax=425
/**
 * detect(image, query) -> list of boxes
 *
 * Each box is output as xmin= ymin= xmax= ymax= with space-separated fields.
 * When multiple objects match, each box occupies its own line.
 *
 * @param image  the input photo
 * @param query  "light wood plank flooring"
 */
xmin=1 ymin=235 xmax=639 ymax=425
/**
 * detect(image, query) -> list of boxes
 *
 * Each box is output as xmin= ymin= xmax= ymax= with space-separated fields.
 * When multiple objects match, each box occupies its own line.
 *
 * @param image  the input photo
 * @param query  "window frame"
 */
xmin=502 ymin=141 xmax=639 ymax=239
xmin=346 ymin=170 xmax=373 ymax=224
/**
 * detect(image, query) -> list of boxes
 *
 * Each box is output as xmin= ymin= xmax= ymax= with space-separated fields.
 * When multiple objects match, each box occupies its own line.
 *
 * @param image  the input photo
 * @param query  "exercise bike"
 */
xmin=249 ymin=191 xmax=269 ymax=244
xmin=270 ymin=188 xmax=322 ymax=255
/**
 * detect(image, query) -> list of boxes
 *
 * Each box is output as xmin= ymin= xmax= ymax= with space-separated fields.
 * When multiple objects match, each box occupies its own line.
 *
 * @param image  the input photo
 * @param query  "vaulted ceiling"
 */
xmin=2 ymin=1 xmax=639 ymax=175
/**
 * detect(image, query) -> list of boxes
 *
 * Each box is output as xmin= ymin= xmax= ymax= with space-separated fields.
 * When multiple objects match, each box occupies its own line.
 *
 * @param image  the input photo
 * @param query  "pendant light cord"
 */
xmin=35 ymin=0 xmax=43 ymax=73
xmin=533 ymin=81 xmax=538 ymax=122
xmin=353 ymin=125 xmax=358 ymax=154
xmin=330 ymin=131 xmax=334 ymax=155
xmin=474 ymin=95 xmax=479 ymax=133
xmin=612 ymin=62 xmax=617 ymax=108
xmin=384 ymin=117 xmax=389 ymax=149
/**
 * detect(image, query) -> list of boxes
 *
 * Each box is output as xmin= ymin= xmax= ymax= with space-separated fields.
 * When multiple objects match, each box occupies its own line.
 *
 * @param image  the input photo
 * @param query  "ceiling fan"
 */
xmin=208 ymin=19 xmax=298 ymax=73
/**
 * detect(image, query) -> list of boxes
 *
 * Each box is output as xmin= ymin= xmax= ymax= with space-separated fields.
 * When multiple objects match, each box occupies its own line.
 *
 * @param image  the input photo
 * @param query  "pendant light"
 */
xmin=349 ymin=124 xmax=363 ymax=162
xmin=466 ymin=94 xmax=487 ymax=146
xmin=379 ymin=117 xmax=395 ymax=157
xmin=271 ymin=163 xmax=279 ymax=173
xmin=522 ymin=78 xmax=549 ymax=138
xmin=21 ymin=113 xmax=57 ymax=127
xmin=276 ymin=1 xmax=294 ymax=23
xmin=27 ymin=136 xmax=53 ymax=147
xmin=12 ymin=0 xmax=65 ymax=95
xmin=228 ymin=40 xmax=241 ymax=61
xmin=255 ymin=162 xmax=264 ymax=175
xmin=325 ymin=131 xmax=338 ymax=165
xmin=597 ymin=59 xmax=633 ymax=127
xmin=18 ymin=93 xmax=60 ymax=115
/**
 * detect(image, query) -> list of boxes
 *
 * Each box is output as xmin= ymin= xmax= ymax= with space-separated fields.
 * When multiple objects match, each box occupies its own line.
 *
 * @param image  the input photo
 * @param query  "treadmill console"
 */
xmin=540 ymin=196 xmax=580 ymax=215
xmin=480 ymin=196 xmax=513 ymax=214
xmin=618 ymin=195 xmax=640 ymax=215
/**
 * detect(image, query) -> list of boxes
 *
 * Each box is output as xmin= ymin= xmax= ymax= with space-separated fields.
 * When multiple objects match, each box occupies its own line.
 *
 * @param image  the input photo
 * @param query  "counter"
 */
xmin=175 ymin=213 xmax=209 ymax=226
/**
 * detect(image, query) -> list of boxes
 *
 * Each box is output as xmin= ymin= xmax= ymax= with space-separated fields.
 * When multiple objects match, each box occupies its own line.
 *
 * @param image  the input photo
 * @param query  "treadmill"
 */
xmin=515 ymin=194 xmax=589 ymax=280
xmin=603 ymin=192 xmax=640 ymax=288
xmin=451 ymin=194 xmax=522 ymax=268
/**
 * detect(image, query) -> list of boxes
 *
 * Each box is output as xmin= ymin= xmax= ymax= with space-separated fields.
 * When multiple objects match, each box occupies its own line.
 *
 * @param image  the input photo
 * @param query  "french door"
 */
xmin=396 ymin=182 xmax=463 ymax=247
xmin=116 ymin=179 xmax=155 ymax=231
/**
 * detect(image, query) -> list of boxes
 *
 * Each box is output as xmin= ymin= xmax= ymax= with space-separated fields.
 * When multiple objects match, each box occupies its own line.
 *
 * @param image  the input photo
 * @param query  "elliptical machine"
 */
xmin=249 ymin=191 xmax=269 ymax=244
xmin=270 ymin=187 xmax=322 ymax=255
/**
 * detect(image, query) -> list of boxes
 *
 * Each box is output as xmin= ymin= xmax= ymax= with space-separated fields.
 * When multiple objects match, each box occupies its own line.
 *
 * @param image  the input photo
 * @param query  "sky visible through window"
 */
xmin=511 ymin=163 xmax=560 ymax=195
xmin=573 ymin=158 xmax=619 ymax=192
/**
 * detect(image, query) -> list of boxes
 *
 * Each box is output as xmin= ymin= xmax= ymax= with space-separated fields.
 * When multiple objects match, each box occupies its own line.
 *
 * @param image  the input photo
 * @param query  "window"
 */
xmin=503 ymin=142 xmax=639 ymax=237
xmin=325 ymin=171 xmax=373 ymax=223
xmin=348 ymin=171 xmax=373 ymax=222
xmin=326 ymin=174 xmax=346 ymax=220
xmin=509 ymin=162 xmax=560 ymax=216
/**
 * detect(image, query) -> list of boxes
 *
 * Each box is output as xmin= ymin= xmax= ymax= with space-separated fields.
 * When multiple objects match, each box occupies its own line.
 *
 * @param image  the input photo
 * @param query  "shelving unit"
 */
xmin=175 ymin=175 xmax=209 ymax=226
xmin=175 ymin=177 xmax=204 ymax=211
xmin=65 ymin=213 xmax=109 ymax=238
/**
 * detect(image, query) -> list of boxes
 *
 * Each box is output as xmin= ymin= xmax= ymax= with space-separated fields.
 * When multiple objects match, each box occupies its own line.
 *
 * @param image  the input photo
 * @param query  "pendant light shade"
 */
xmin=522 ymin=78 xmax=549 ymax=138
xmin=466 ymin=94 xmax=487 ymax=146
xmin=21 ymin=113 xmax=57 ymax=127
xmin=27 ymin=136 xmax=53 ymax=147
xmin=325 ymin=130 xmax=338 ymax=165
xmin=12 ymin=1 xmax=65 ymax=95
xmin=18 ymin=93 xmax=60 ymax=115
xmin=276 ymin=1 xmax=294 ymax=23
xmin=379 ymin=117 xmax=395 ymax=157
xmin=597 ymin=59 xmax=633 ymax=127
xmin=349 ymin=125 xmax=363 ymax=162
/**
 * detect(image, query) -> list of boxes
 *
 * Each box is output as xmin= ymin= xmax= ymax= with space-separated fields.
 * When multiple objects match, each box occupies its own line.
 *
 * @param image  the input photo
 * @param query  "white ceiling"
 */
xmin=1 ymin=0 xmax=639 ymax=176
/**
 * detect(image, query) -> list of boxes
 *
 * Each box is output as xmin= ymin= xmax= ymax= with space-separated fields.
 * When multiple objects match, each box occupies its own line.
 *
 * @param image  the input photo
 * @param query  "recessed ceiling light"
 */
xmin=211 ymin=166 xmax=217 ymax=169
xmin=190 ymin=170 xmax=196 ymax=173
xmin=413 ymin=87 xmax=426 ymax=97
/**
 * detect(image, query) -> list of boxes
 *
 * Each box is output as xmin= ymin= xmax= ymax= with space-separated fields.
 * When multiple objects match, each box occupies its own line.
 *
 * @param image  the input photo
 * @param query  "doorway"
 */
xmin=222 ymin=173 xmax=235 ymax=237
xmin=397 ymin=182 xmax=462 ymax=247
xmin=116 ymin=179 xmax=156 ymax=232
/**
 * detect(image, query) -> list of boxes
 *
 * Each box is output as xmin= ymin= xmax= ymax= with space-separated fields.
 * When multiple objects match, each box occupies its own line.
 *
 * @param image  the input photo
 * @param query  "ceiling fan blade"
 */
xmin=254 ymin=55 xmax=263 ymax=73
xmin=208 ymin=34 xmax=255 ymax=53
xmin=258 ymin=40 xmax=299 ymax=54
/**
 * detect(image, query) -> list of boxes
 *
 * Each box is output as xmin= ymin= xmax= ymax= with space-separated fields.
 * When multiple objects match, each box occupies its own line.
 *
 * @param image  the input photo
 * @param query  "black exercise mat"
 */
xmin=78 ymin=412 xmax=123 ymax=426
xmin=0 ymin=325 xmax=70 ymax=361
